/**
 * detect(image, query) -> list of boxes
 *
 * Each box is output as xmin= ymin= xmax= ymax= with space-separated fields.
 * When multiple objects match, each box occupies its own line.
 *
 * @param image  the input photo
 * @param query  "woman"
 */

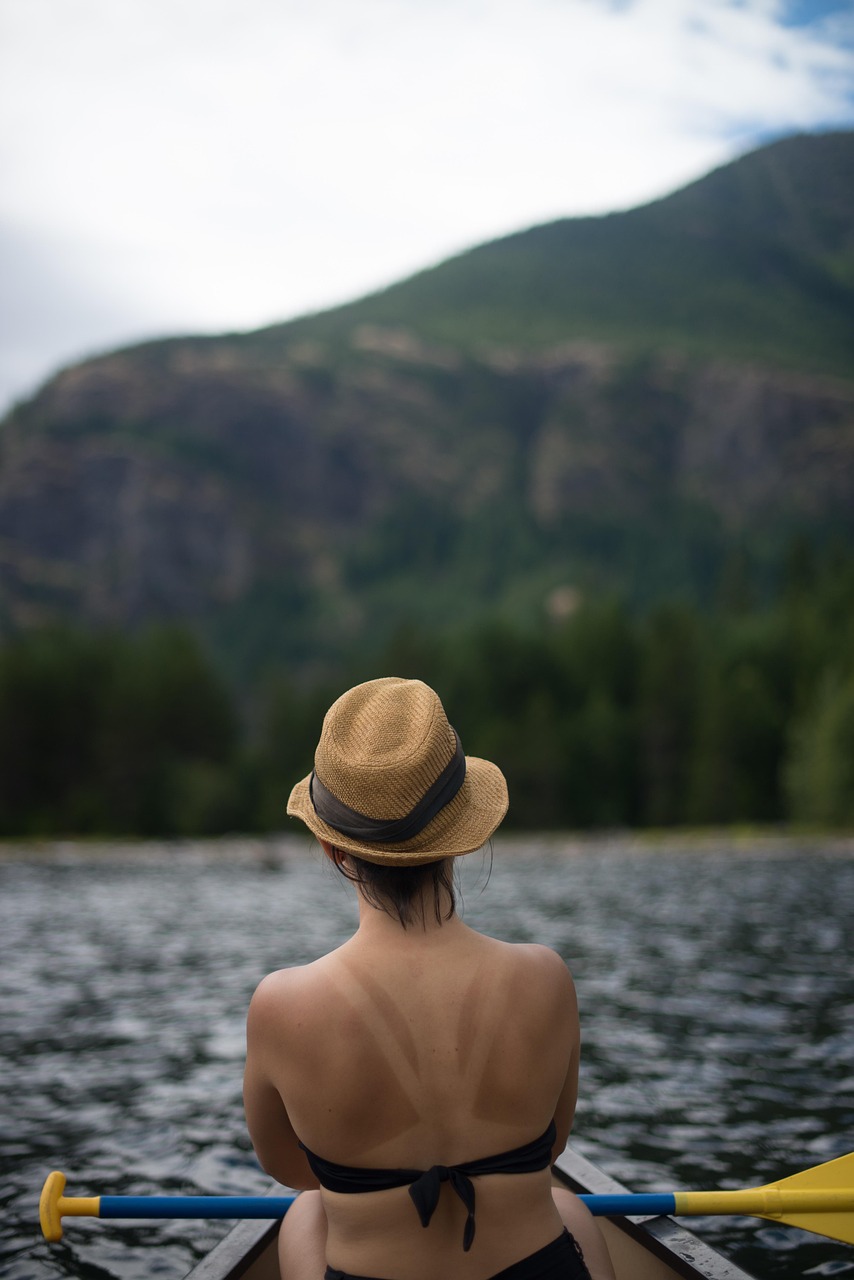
xmin=244 ymin=677 xmax=615 ymax=1280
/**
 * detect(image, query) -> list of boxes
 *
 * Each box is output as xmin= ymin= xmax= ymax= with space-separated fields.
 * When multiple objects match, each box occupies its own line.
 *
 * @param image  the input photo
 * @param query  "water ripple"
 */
xmin=1 ymin=840 xmax=853 ymax=1279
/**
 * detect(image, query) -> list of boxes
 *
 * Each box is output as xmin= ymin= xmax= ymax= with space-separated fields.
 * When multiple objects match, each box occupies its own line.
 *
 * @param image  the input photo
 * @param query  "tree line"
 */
xmin=1 ymin=542 xmax=853 ymax=838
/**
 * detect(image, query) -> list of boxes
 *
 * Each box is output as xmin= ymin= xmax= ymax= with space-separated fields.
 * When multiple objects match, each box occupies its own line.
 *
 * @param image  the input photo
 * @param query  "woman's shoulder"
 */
xmin=483 ymin=934 xmax=574 ymax=975
xmin=247 ymin=951 xmax=343 ymax=1027
xmin=475 ymin=935 xmax=577 ymax=1009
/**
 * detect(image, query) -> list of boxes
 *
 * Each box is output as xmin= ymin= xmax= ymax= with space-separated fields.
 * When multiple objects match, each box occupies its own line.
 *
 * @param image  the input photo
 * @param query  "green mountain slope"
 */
xmin=1 ymin=130 xmax=853 ymax=683
xmin=259 ymin=130 xmax=854 ymax=377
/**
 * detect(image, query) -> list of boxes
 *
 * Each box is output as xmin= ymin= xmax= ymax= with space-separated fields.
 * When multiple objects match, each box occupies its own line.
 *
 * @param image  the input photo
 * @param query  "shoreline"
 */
xmin=1 ymin=827 xmax=853 ymax=862
xmin=490 ymin=827 xmax=854 ymax=858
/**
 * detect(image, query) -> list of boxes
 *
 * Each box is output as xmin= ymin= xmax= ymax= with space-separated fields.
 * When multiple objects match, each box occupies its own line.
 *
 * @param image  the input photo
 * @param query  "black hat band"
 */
xmin=309 ymin=731 xmax=466 ymax=845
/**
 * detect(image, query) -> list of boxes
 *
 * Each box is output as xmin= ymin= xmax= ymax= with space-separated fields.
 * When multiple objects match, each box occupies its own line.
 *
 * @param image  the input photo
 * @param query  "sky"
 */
xmin=1 ymin=0 xmax=853 ymax=417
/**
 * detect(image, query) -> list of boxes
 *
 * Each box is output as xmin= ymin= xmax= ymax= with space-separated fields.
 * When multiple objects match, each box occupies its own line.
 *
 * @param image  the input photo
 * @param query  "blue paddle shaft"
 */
xmin=98 ymin=1192 xmax=676 ymax=1220
xmin=581 ymin=1193 xmax=677 ymax=1217
xmin=100 ymin=1196 xmax=297 ymax=1219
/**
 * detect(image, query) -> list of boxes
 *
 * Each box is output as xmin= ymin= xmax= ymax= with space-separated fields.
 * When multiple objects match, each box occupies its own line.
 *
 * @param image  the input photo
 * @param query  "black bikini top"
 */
xmin=299 ymin=1119 xmax=556 ymax=1252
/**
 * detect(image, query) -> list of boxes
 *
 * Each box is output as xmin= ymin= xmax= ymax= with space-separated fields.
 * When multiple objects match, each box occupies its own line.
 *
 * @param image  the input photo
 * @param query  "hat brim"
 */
xmin=287 ymin=756 xmax=508 ymax=865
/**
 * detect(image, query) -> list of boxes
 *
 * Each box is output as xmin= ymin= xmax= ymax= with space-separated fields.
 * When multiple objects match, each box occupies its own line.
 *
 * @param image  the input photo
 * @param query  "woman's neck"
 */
xmin=353 ymin=885 xmax=464 ymax=941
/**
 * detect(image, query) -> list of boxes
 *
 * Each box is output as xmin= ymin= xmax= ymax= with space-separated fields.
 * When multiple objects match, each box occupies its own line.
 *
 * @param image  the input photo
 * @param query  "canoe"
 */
xmin=182 ymin=1144 xmax=757 ymax=1280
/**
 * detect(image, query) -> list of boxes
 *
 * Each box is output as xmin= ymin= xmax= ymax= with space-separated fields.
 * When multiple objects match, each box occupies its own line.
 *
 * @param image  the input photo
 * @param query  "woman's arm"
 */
xmin=542 ymin=949 xmax=581 ymax=1158
xmin=552 ymin=1028 xmax=580 ymax=1157
xmin=243 ymin=974 xmax=319 ymax=1189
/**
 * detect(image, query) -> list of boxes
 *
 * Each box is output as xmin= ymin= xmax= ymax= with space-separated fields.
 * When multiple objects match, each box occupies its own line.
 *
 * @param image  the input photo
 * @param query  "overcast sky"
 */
xmin=1 ymin=0 xmax=853 ymax=417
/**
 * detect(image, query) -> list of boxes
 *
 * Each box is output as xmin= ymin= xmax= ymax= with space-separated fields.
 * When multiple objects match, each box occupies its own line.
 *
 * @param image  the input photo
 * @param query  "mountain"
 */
xmin=1 ymin=130 xmax=853 ymax=683
xmin=270 ymin=129 xmax=854 ymax=377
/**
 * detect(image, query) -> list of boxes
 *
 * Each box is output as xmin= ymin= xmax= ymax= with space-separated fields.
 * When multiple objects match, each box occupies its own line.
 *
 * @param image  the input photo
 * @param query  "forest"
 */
xmin=2 ymin=536 xmax=853 ymax=840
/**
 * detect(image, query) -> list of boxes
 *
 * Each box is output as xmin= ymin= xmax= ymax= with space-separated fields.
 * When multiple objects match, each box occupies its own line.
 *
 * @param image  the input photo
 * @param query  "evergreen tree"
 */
xmin=636 ymin=605 xmax=704 ymax=826
xmin=786 ymin=671 xmax=854 ymax=826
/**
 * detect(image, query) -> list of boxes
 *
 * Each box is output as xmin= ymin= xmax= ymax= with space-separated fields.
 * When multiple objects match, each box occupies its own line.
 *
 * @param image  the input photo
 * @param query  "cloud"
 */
xmin=1 ymin=0 xmax=853 ymax=414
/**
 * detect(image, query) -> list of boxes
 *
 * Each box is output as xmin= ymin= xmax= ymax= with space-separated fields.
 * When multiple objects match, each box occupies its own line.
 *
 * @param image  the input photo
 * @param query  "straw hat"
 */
xmin=287 ymin=677 xmax=508 ymax=865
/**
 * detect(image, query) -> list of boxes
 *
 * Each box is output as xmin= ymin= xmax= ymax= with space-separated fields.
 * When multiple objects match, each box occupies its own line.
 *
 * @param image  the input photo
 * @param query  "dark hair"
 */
xmin=332 ymin=852 xmax=456 ymax=928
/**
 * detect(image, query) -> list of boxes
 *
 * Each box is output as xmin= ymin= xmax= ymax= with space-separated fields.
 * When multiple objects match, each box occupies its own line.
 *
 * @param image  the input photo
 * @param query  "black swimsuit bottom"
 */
xmin=324 ymin=1228 xmax=592 ymax=1280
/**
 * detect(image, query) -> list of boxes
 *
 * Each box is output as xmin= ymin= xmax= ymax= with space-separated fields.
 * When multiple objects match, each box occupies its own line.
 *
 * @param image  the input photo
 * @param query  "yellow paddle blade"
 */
xmin=759 ymin=1151 xmax=854 ymax=1247
xmin=770 ymin=1151 xmax=854 ymax=1194
xmin=677 ymin=1153 xmax=854 ymax=1246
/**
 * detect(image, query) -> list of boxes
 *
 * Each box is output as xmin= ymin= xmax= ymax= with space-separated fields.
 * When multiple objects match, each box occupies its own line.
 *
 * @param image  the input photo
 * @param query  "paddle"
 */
xmin=40 ymin=1152 xmax=854 ymax=1246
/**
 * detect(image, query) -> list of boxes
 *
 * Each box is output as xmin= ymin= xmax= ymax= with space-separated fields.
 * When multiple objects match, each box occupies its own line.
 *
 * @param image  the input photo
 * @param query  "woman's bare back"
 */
xmin=248 ymin=916 xmax=581 ymax=1279
xmin=277 ymin=922 xmax=575 ymax=1159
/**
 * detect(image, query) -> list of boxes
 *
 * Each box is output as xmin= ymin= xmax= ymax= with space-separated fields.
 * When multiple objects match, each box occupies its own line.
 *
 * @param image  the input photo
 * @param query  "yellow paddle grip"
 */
xmin=40 ymin=1171 xmax=100 ymax=1242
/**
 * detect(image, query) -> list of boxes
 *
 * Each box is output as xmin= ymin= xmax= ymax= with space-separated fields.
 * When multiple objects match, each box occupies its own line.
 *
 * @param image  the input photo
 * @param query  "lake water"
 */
xmin=1 ymin=836 xmax=853 ymax=1280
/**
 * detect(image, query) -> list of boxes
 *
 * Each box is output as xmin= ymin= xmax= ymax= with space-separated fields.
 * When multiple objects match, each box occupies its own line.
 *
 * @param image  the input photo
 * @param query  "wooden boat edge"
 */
xmin=553 ymin=1146 xmax=755 ymax=1280
xmin=180 ymin=1202 xmax=280 ymax=1280
xmin=182 ymin=1145 xmax=757 ymax=1280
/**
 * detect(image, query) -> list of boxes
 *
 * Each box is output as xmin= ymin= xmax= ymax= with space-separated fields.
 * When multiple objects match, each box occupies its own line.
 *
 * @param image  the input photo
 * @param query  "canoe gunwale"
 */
xmin=182 ymin=1195 xmax=281 ymax=1280
xmin=552 ymin=1146 xmax=755 ymax=1280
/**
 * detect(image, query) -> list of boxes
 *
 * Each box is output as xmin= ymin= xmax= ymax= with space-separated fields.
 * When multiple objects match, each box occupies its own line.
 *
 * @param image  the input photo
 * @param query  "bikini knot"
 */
xmin=408 ymin=1164 xmax=477 ymax=1251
